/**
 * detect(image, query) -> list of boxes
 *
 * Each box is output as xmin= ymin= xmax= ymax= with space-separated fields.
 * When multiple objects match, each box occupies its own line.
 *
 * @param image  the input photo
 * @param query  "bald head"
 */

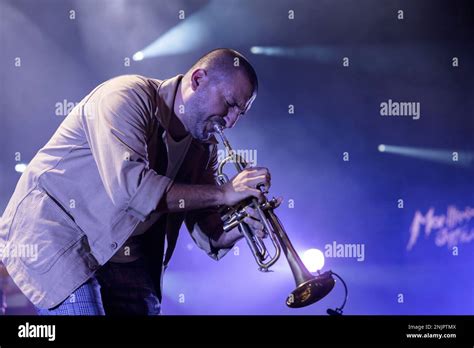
xmin=174 ymin=48 xmax=258 ymax=141
xmin=187 ymin=48 xmax=258 ymax=95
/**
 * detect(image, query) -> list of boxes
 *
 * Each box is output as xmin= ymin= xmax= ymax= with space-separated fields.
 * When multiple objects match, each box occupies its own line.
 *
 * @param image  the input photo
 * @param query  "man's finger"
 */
xmin=274 ymin=196 xmax=283 ymax=208
xmin=245 ymin=206 xmax=260 ymax=219
xmin=243 ymin=215 xmax=264 ymax=231
xmin=245 ymin=187 xmax=264 ymax=203
xmin=255 ymin=229 xmax=266 ymax=239
xmin=244 ymin=175 xmax=271 ymax=190
xmin=243 ymin=167 xmax=270 ymax=179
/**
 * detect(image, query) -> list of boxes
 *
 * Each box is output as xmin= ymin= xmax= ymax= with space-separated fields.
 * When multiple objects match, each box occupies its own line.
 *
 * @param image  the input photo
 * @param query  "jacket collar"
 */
xmin=155 ymin=74 xmax=218 ymax=145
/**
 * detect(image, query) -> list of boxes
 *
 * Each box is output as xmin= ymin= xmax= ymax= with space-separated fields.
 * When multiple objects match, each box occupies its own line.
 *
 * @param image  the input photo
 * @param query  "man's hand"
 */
xmin=159 ymin=167 xmax=269 ymax=213
xmin=242 ymin=196 xmax=283 ymax=239
xmin=221 ymin=167 xmax=271 ymax=206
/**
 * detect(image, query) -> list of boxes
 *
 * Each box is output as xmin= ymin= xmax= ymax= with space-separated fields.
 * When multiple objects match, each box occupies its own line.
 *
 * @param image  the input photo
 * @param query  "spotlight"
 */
xmin=378 ymin=144 xmax=473 ymax=167
xmin=132 ymin=51 xmax=144 ymax=61
xmin=15 ymin=163 xmax=27 ymax=173
xmin=131 ymin=1 xmax=215 ymax=59
xmin=250 ymin=46 xmax=264 ymax=54
xmin=249 ymin=46 xmax=335 ymax=62
xmin=301 ymin=248 xmax=325 ymax=272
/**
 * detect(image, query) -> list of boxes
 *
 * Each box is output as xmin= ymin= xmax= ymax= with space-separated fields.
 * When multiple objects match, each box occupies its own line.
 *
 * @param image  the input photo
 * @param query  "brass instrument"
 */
xmin=213 ymin=125 xmax=335 ymax=308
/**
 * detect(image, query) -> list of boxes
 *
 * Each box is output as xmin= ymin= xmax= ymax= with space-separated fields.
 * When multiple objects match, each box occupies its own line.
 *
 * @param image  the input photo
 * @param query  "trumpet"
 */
xmin=213 ymin=124 xmax=336 ymax=308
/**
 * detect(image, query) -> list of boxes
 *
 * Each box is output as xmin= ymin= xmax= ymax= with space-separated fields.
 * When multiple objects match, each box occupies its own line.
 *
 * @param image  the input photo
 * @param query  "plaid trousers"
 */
xmin=36 ymin=257 xmax=161 ymax=315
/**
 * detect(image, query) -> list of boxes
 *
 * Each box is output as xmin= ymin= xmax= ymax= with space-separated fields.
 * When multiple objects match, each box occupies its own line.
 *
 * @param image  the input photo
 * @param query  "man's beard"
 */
xmin=197 ymin=118 xmax=212 ymax=140
xmin=185 ymin=95 xmax=212 ymax=141
xmin=185 ymin=110 xmax=210 ymax=141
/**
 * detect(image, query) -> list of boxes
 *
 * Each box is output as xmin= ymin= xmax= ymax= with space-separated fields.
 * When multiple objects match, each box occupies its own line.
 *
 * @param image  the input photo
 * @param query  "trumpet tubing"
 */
xmin=213 ymin=125 xmax=335 ymax=308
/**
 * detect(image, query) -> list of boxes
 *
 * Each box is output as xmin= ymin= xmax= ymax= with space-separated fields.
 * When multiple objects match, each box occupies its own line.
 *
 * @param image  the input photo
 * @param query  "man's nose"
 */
xmin=225 ymin=112 xmax=239 ymax=128
xmin=225 ymin=118 xmax=236 ymax=128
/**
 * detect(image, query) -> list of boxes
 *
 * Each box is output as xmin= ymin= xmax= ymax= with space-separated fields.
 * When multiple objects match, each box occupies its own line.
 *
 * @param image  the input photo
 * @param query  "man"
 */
xmin=0 ymin=48 xmax=272 ymax=315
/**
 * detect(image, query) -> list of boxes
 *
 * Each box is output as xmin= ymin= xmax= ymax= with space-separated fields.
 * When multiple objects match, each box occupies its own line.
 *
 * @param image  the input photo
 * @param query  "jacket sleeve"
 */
xmin=184 ymin=144 xmax=234 ymax=260
xmin=81 ymin=78 xmax=172 ymax=222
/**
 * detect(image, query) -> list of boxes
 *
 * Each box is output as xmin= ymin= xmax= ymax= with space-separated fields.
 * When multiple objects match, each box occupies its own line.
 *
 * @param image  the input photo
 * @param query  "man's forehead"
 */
xmin=224 ymin=89 xmax=255 ymax=113
xmin=223 ymin=76 xmax=256 ymax=112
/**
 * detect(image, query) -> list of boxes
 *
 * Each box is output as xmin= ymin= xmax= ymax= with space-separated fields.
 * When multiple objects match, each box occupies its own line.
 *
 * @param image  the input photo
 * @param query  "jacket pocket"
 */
xmin=7 ymin=187 xmax=85 ymax=274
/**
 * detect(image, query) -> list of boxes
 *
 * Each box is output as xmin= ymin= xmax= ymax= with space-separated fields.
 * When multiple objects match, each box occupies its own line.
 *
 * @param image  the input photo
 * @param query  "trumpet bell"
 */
xmin=286 ymin=271 xmax=335 ymax=308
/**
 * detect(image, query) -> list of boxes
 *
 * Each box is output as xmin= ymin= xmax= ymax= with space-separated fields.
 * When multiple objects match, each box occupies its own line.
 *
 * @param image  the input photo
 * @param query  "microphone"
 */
xmin=324 ymin=271 xmax=348 ymax=316
xmin=327 ymin=308 xmax=343 ymax=316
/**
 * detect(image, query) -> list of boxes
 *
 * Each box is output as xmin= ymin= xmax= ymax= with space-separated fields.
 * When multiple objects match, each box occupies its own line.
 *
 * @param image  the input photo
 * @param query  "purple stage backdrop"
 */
xmin=0 ymin=0 xmax=473 ymax=315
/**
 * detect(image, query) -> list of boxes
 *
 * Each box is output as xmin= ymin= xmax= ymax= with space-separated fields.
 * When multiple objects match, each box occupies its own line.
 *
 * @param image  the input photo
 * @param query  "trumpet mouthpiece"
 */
xmin=213 ymin=124 xmax=224 ymax=133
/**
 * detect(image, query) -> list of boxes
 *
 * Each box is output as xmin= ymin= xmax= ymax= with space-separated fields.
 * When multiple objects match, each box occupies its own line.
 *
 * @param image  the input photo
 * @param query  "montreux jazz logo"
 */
xmin=406 ymin=205 xmax=474 ymax=251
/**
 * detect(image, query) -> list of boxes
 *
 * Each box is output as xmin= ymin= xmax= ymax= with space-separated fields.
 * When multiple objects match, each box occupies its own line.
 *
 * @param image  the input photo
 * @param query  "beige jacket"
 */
xmin=0 ymin=74 xmax=230 ymax=308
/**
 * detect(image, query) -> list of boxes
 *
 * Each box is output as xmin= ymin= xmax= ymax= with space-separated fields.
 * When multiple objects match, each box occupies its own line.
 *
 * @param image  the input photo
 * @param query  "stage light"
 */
xmin=132 ymin=51 xmax=144 ymax=61
xmin=15 ymin=163 xmax=27 ymax=173
xmin=132 ymin=2 xmax=214 ymax=59
xmin=250 ymin=46 xmax=288 ymax=56
xmin=250 ymin=46 xmax=264 ymax=54
xmin=377 ymin=144 xmax=473 ymax=167
xmin=132 ymin=2 xmax=277 ymax=60
xmin=249 ymin=45 xmax=335 ymax=62
xmin=302 ymin=248 xmax=325 ymax=272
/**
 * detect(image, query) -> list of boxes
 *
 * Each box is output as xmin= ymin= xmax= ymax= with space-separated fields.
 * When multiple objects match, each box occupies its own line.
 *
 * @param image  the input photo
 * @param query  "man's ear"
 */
xmin=190 ymin=69 xmax=207 ymax=91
